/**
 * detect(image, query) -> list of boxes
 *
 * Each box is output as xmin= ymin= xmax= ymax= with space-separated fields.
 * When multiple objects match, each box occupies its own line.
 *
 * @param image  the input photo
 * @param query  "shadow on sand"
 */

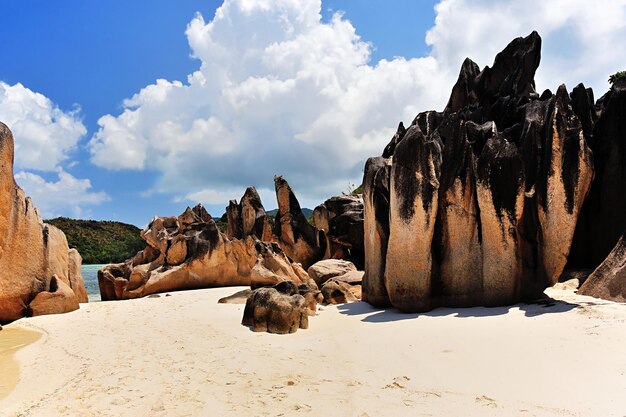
xmin=335 ymin=296 xmax=613 ymax=323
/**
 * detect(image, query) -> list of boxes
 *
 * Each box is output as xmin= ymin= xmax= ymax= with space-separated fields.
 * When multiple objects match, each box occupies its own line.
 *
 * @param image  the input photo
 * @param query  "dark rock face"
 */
xmin=578 ymin=231 xmax=626 ymax=302
xmin=569 ymin=79 xmax=626 ymax=268
xmin=242 ymin=282 xmax=309 ymax=334
xmin=363 ymin=32 xmax=594 ymax=312
xmin=225 ymin=187 xmax=273 ymax=242
xmin=313 ymin=195 xmax=364 ymax=268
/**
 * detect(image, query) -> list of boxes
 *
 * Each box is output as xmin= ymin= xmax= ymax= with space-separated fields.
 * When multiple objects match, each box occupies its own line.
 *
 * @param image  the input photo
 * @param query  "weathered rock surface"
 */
xmin=99 ymin=204 xmax=309 ymax=300
xmin=307 ymin=259 xmax=357 ymax=287
xmin=569 ymin=78 xmax=626 ymax=268
xmin=0 ymin=122 xmax=87 ymax=322
xmin=68 ymin=249 xmax=88 ymax=303
xmin=362 ymin=157 xmax=392 ymax=307
xmin=218 ymin=289 xmax=253 ymax=304
xmin=578 ymin=231 xmax=626 ymax=302
xmin=272 ymin=176 xmax=324 ymax=269
xmin=321 ymin=280 xmax=360 ymax=304
xmin=363 ymin=32 xmax=594 ymax=312
xmin=332 ymin=270 xmax=364 ymax=285
xmin=313 ymin=194 xmax=364 ymax=268
xmin=226 ymin=187 xmax=274 ymax=242
xmin=28 ymin=275 xmax=80 ymax=317
xmin=242 ymin=282 xmax=309 ymax=334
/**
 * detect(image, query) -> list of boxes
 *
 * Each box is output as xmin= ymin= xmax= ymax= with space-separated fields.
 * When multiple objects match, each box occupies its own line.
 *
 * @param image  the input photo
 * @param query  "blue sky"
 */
xmin=1 ymin=0 xmax=624 ymax=226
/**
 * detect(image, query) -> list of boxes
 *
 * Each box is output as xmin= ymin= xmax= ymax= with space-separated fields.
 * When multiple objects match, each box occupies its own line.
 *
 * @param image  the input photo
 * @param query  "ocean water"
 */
xmin=81 ymin=264 xmax=105 ymax=302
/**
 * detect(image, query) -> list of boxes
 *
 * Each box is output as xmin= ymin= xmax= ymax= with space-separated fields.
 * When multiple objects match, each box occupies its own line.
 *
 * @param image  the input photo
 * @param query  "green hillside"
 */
xmin=46 ymin=218 xmax=145 ymax=264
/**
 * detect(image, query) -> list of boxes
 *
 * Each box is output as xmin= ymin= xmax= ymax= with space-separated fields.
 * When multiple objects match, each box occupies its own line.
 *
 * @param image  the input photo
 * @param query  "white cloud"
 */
xmin=426 ymin=0 xmax=626 ymax=95
xmin=0 ymin=81 xmax=87 ymax=171
xmin=88 ymin=0 xmax=626 ymax=209
xmin=88 ymin=0 xmax=451 ymax=205
xmin=1 ymin=81 xmax=109 ymax=218
xmin=15 ymin=169 xmax=109 ymax=219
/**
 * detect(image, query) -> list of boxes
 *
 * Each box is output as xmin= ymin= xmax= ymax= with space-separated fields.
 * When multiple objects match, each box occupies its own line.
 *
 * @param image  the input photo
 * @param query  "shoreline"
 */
xmin=1 ymin=286 xmax=625 ymax=416
xmin=0 ymin=326 xmax=42 ymax=400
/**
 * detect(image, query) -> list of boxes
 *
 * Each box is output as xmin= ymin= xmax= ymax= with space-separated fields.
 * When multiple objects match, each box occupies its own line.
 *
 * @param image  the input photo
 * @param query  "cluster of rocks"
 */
xmin=98 ymin=175 xmax=365 ymax=333
xmin=238 ymin=259 xmax=362 ymax=334
xmin=0 ymin=123 xmax=88 ymax=323
xmin=362 ymin=31 xmax=625 ymax=312
xmin=98 ymin=175 xmax=364 ymax=300
xmin=225 ymin=177 xmax=365 ymax=270
xmin=98 ymin=204 xmax=311 ymax=300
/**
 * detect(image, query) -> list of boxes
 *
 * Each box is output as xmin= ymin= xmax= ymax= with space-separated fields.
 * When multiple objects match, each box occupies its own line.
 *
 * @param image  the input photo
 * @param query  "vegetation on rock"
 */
xmin=609 ymin=71 xmax=626 ymax=84
xmin=46 ymin=218 xmax=145 ymax=264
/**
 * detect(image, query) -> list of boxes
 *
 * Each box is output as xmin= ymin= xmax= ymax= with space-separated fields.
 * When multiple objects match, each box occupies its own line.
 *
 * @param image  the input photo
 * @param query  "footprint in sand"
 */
xmin=383 ymin=376 xmax=411 ymax=389
xmin=475 ymin=394 xmax=497 ymax=408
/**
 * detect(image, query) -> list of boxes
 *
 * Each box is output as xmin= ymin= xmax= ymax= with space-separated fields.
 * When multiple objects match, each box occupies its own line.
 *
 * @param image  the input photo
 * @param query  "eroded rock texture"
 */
xmin=242 ymin=281 xmax=310 ymax=334
xmin=363 ymin=32 xmax=594 ymax=312
xmin=569 ymin=78 xmax=626 ymax=268
xmin=98 ymin=204 xmax=309 ymax=300
xmin=578 ymin=231 xmax=626 ymax=302
xmin=272 ymin=176 xmax=325 ymax=269
xmin=313 ymin=195 xmax=364 ymax=268
xmin=226 ymin=187 xmax=274 ymax=242
xmin=0 ymin=122 xmax=87 ymax=322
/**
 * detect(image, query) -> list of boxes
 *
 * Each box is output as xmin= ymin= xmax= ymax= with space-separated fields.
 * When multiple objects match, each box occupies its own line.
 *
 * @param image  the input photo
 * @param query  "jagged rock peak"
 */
xmin=362 ymin=32 xmax=594 ymax=312
xmin=446 ymin=31 xmax=541 ymax=112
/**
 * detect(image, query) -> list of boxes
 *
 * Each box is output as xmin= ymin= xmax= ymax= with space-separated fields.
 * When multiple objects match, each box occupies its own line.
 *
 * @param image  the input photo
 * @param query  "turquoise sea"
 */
xmin=81 ymin=264 xmax=104 ymax=302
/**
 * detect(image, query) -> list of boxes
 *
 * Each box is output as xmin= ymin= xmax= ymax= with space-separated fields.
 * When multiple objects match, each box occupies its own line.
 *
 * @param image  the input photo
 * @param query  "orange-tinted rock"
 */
xmin=307 ymin=259 xmax=356 ymax=287
xmin=28 ymin=275 xmax=79 ymax=317
xmin=0 ymin=122 xmax=86 ymax=322
xmin=578 ymin=232 xmax=626 ymax=302
xmin=321 ymin=280 xmax=359 ymax=304
xmin=67 ymin=249 xmax=88 ymax=303
xmin=272 ymin=176 xmax=324 ymax=269
xmin=99 ymin=205 xmax=308 ymax=300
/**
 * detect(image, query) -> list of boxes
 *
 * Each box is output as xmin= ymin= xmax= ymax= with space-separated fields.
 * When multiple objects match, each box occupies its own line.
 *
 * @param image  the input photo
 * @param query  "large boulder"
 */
xmin=578 ymin=231 xmax=626 ymax=302
xmin=320 ymin=280 xmax=360 ymax=304
xmin=28 ymin=275 xmax=80 ymax=317
xmin=362 ymin=32 xmax=594 ymax=312
xmin=98 ymin=204 xmax=309 ymax=300
xmin=307 ymin=259 xmax=357 ymax=287
xmin=242 ymin=284 xmax=309 ymax=334
xmin=0 ymin=122 xmax=87 ymax=322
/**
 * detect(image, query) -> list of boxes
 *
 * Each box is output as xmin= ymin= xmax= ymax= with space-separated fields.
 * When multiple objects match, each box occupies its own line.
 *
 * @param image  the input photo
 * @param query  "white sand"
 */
xmin=1 ymin=285 xmax=625 ymax=417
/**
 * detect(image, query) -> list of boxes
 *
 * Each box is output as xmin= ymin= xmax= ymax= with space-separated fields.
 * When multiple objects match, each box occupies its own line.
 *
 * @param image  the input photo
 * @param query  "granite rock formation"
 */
xmin=362 ymin=32 xmax=595 ymax=312
xmin=226 ymin=177 xmax=365 ymax=270
xmin=98 ymin=204 xmax=309 ymax=300
xmin=313 ymin=195 xmax=364 ymax=268
xmin=578 ymin=231 xmax=626 ymax=302
xmin=320 ymin=280 xmax=360 ymax=304
xmin=242 ymin=281 xmax=309 ymax=334
xmin=0 ymin=122 xmax=87 ymax=322
xmin=225 ymin=187 xmax=274 ymax=242
xmin=272 ymin=176 xmax=325 ymax=269
xmin=568 ymin=78 xmax=626 ymax=268
xmin=307 ymin=259 xmax=357 ymax=287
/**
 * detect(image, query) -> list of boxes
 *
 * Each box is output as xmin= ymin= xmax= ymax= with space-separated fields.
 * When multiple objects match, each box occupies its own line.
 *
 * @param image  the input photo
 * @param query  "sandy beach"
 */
xmin=1 ymin=285 xmax=625 ymax=417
